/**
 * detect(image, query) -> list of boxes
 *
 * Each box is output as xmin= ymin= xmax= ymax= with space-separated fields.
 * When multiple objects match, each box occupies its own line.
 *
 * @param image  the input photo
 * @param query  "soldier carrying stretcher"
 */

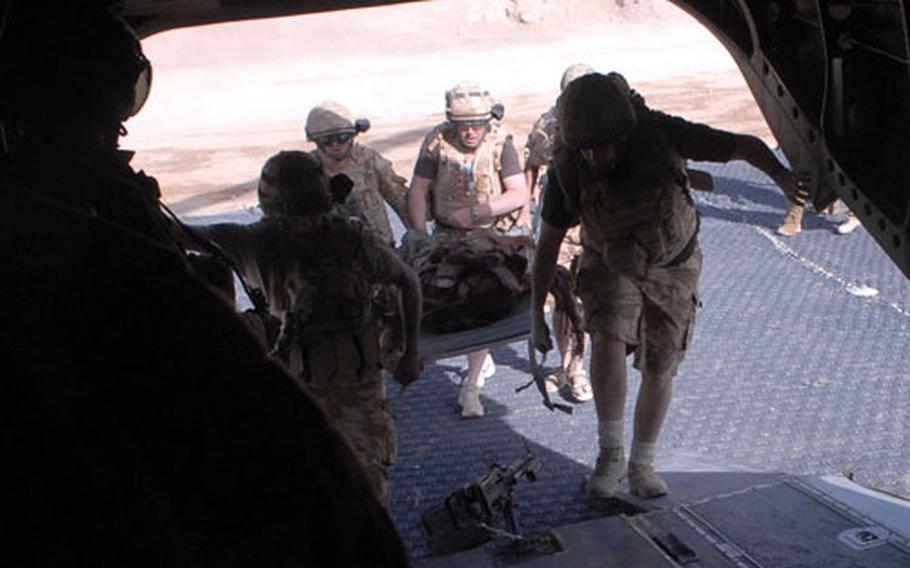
xmin=407 ymin=81 xmax=532 ymax=418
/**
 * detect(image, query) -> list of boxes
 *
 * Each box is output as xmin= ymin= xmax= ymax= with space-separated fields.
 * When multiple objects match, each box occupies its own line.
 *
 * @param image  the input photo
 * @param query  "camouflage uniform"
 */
xmin=526 ymin=62 xmax=596 ymax=175
xmin=202 ymin=214 xmax=400 ymax=506
xmin=314 ymin=143 xmax=409 ymax=246
xmin=409 ymin=82 xmax=530 ymax=418
xmin=306 ymin=101 xmax=409 ymax=246
xmin=3 ymin=155 xmax=408 ymax=564
xmin=525 ymin=105 xmax=558 ymax=171
xmin=412 ymin=228 xmax=533 ymax=333
xmin=545 ymin=84 xmax=737 ymax=380
xmin=575 ymin=243 xmax=702 ymax=380
xmin=538 ymin=72 xmax=801 ymax=500
xmin=525 ymin=105 xmax=582 ymax=267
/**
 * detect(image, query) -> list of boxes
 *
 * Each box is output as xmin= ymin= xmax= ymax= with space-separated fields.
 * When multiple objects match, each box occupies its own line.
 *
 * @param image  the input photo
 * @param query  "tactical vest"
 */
xmin=525 ymin=105 xmax=558 ymax=169
xmin=314 ymin=146 xmax=396 ymax=245
xmin=429 ymin=122 xmax=520 ymax=232
xmin=573 ymin=112 xmax=699 ymax=277
xmin=264 ymin=215 xmax=381 ymax=381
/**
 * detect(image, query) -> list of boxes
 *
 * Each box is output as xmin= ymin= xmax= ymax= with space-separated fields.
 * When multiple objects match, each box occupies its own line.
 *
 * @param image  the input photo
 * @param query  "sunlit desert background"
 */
xmin=126 ymin=0 xmax=772 ymax=217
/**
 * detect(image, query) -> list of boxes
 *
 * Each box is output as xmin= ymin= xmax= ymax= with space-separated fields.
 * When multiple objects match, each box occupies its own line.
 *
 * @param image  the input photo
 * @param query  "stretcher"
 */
xmin=418 ymin=295 xmax=532 ymax=362
xmin=417 ymin=294 xmax=573 ymax=414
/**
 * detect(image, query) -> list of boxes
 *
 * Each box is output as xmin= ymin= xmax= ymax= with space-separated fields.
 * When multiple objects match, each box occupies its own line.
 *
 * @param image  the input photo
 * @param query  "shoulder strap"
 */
xmin=161 ymin=201 xmax=271 ymax=315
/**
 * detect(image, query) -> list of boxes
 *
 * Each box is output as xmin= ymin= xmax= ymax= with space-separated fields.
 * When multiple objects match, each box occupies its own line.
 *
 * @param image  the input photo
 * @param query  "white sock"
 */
xmin=629 ymin=440 xmax=656 ymax=465
xmin=597 ymin=420 xmax=624 ymax=449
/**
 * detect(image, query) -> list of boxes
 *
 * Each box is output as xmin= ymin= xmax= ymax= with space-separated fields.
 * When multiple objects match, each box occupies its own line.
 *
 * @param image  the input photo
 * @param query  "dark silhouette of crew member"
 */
xmin=0 ymin=3 xmax=409 ymax=565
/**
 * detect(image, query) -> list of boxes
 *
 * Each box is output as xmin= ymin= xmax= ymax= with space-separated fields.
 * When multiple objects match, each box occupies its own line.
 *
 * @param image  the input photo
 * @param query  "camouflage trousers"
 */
xmin=557 ymin=225 xmax=583 ymax=269
xmin=375 ymin=284 xmax=405 ymax=372
xmin=576 ymin=245 xmax=702 ymax=382
xmin=292 ymin=329 xmax=396 ymax=508
xmin=551 ymin=226 xmax=585 ymax=368
xmin=305 ymin=377 xmax=397 ymax=509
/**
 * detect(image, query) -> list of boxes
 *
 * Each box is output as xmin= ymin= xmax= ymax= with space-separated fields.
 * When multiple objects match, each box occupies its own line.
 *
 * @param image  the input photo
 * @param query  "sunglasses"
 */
xmin=455 ymin=121 xmax=487 ymax=130
xmin=317 ymin=133 xmax=354 ymax=147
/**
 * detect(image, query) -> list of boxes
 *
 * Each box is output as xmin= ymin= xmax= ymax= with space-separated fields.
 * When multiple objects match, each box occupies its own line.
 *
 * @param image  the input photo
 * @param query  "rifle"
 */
xmin=420 ymin=452 xmax=551 ymax=556
xmin=271 ymin=281 xmax=373 ymax=379
xmin=270 ymin=283 xmax=317 ymax=374
xmin=516 ymin=338 xmax=574 ymax=414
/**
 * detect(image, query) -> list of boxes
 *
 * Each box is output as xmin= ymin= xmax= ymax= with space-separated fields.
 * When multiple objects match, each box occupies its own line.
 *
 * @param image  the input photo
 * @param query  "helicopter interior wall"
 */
xmin=669 ymin=0 xmax=910 ymax=278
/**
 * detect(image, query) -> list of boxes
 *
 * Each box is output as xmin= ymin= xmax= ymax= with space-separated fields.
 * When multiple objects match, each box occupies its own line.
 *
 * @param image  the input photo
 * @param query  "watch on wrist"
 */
xmin=469 ymin=206 xmax=481 ymax=223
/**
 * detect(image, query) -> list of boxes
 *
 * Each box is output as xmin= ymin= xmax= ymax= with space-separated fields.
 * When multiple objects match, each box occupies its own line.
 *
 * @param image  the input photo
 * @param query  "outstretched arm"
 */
xmin=179 ymin=223 xmax=249 ymax=263
xmin=730 ymin=134 xmax=809 ymax=205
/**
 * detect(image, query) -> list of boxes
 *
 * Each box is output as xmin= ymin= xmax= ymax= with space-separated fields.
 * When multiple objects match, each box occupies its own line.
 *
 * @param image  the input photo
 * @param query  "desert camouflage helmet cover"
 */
xmin=559 ymin=63 xmax=595 ymax=91
xmin=558 ymin=72 xmax=637 ymax=149
xmin=305 ymin=101 xmax=365 ymax=140
xmin=258 ymin=150 xmax=331 ymax=217
xmin=445 ymin=82 xmax=496 ymax=123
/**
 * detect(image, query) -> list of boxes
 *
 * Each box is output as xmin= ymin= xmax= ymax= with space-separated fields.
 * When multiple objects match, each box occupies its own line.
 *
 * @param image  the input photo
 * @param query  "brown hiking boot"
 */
xmin=776 ymin=203 xmax=804 ymax=236
xmin=586 ymin=446 xmax=627 ymax=498
xmin=628 ymin=462 xmax=668 ymax=498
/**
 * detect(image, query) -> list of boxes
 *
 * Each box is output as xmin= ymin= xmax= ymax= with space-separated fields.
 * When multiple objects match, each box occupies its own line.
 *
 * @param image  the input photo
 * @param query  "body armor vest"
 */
xmin=572 ymin=111 xmax=699 ymax=276
xmin=315 ymin=145 xmax=395 ymax=245
xmin=429 ymin=122 xmax=520 ymax=232
xmin=578 ymin=169 xmax=697 ymax=275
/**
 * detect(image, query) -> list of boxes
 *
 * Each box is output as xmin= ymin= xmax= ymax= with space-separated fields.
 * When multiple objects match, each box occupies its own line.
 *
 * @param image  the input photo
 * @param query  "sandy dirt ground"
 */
xmin=125 ymin=0 xmax=772 ymax=217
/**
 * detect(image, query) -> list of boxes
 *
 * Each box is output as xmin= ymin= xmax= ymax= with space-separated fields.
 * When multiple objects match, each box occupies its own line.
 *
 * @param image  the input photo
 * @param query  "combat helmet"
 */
xmin=559 ymin=63 xmax=595 ymax=92
xmin=558 ymin=72 xmax=637 ymax=149
xmin=304 ymin=101 xmax=370 ymax=141
xmin=0 ymin=2 xmax=152 ymax=136
xmin=258 ymin=150 xmax=355 ymax=218
xmin=445 ymin=82 xmax=504 ymax=123
xmin=258 ymin=151 xmax=332 ymax=217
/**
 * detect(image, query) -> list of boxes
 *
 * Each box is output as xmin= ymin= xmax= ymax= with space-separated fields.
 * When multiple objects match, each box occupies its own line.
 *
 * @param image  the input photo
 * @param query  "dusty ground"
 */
xmin=126 ymin=0 xmax=771 ymax=216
